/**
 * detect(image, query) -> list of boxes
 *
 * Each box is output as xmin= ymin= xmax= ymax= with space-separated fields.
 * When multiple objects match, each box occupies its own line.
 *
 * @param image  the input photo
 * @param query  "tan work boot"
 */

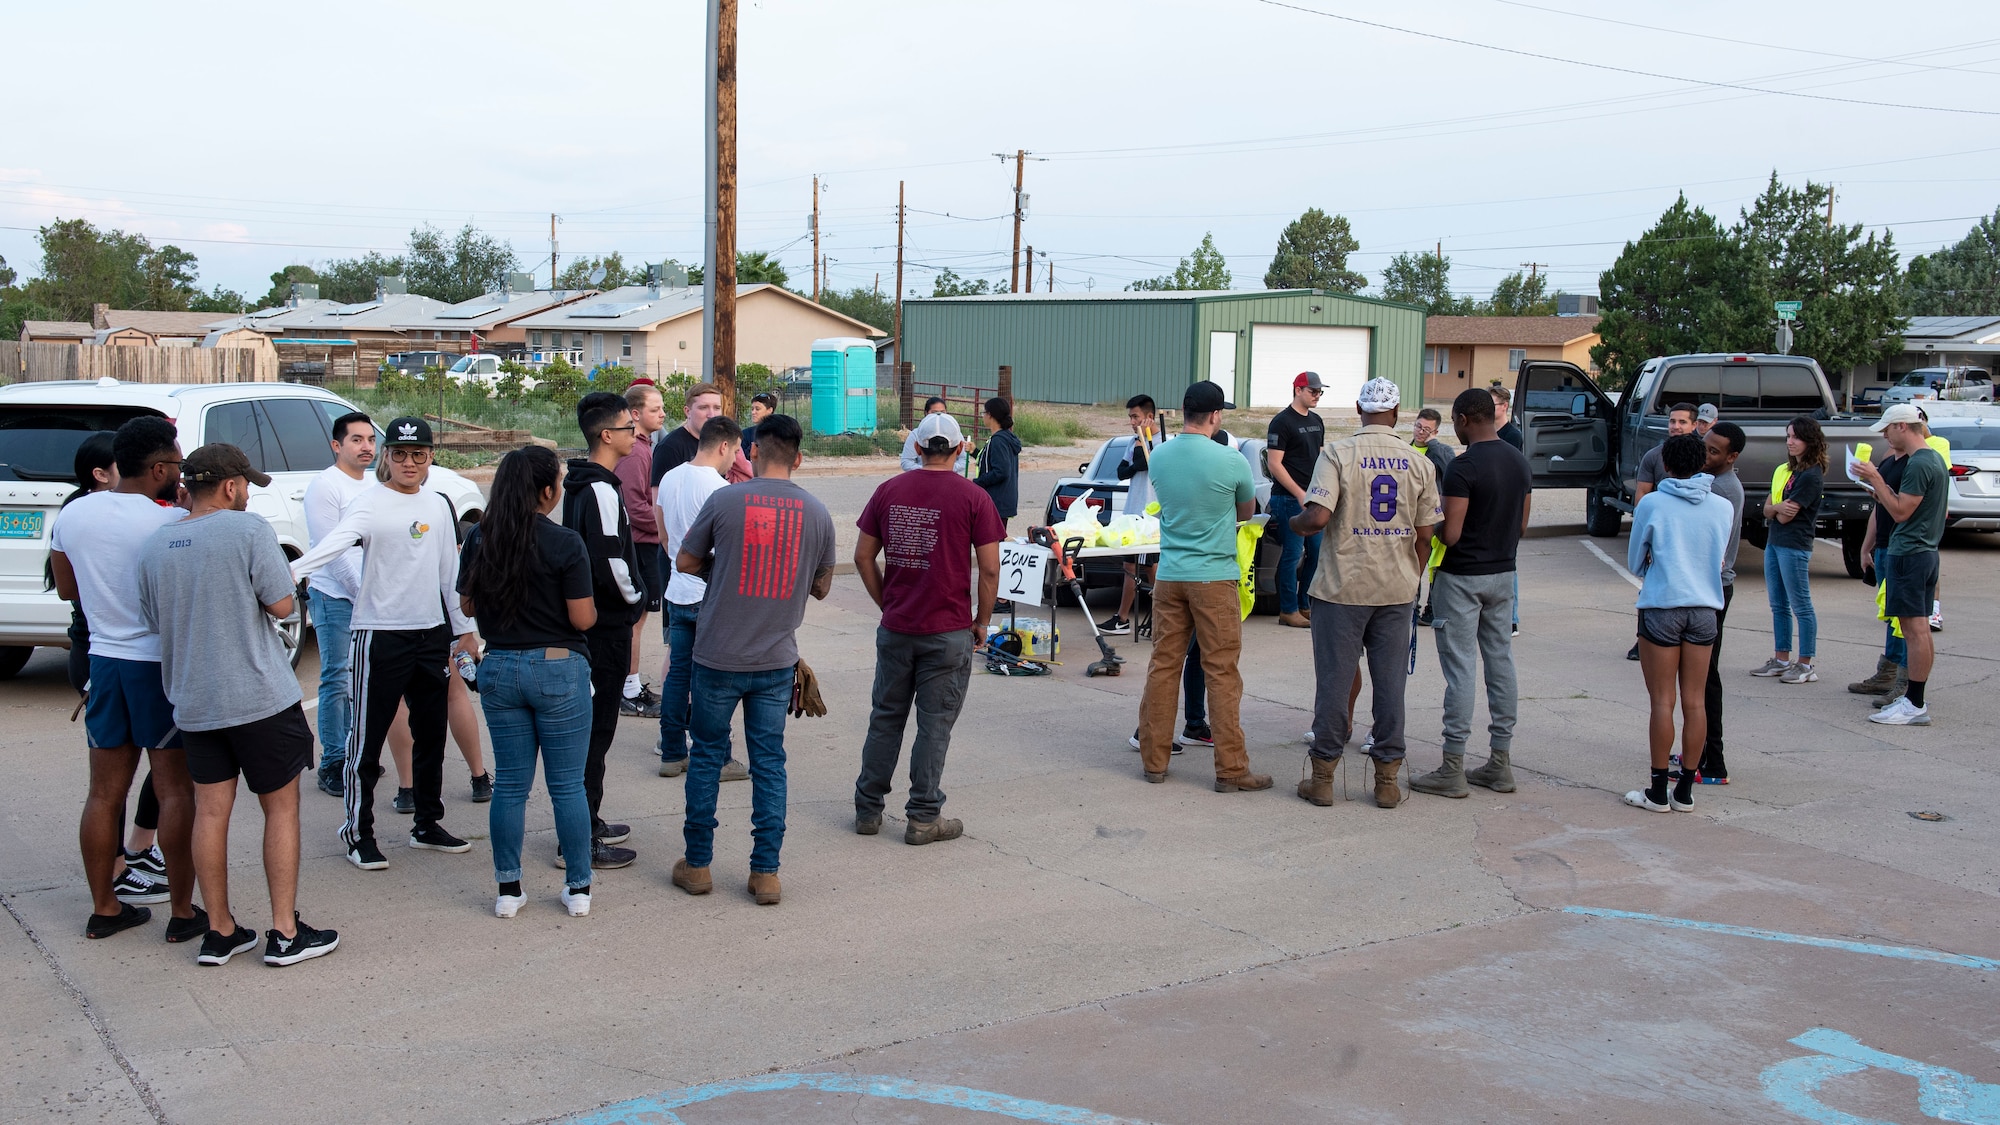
xmin=1372 ymin=758 xmax=1403 ymax=809
xmin=671 ymin=858 xmax=712 ymax=895
xmin=905 ymin=817 xmax=963 ymax=845
xmin=1214 ymin=772 xmax=1274 ymax=793
xmin=747 ymin=871 xmax=780 ymax=905
xmin=1297 ymin=756 xmax=1336 ymax=806
xmin=1466 ymin=749 xmax=1516 ymax=793
xmin=1278 ymin=611 xmax=1310 ymax=629
xmin=1847 ymin=656 xmax=1898 ymax=695
xmin=1409 ymin=753 xmax=1470 ymax=798
xmin=1872 ymin=666 xmax=1909 ymax=708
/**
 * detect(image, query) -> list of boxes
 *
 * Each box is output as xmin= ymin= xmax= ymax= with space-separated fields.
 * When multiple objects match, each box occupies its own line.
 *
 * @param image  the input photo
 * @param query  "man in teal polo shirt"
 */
xmin=1134 ymin=381 xmax=1272 ymax=793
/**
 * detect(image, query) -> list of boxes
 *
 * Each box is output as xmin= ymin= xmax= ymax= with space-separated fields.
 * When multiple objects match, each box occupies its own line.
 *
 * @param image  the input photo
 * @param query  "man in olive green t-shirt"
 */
xmin=1853 ymin=403 xmax=1947 ymax=727
xmin=1134 ymin=382 xmax=1270 ymax=793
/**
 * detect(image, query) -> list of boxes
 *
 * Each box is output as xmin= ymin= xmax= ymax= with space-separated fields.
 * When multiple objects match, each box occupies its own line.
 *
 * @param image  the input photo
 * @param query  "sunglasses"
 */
xmin=388 ymin=448 xmax=433 ymax=463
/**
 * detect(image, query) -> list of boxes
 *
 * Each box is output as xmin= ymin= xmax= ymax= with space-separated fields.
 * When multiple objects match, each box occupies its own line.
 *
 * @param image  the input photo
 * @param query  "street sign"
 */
xmin=1775 ymin=300 xmax=1802 ymax=320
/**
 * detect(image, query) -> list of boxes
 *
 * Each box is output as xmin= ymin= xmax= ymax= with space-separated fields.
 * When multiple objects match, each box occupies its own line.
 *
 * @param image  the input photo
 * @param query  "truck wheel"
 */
xmin=1585 ymin=487 xmax=1623 ymax=537
xmin=1743 ymin=520 xmax=1768 ymax=551
xmin=1840 ymin=519 xmax=1867 ymax=580
xmin=0 ymin=646 xmax=30 ymax=680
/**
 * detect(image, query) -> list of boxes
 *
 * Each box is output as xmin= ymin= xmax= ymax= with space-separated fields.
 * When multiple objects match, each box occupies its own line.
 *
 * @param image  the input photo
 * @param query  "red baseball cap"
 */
xmin=1293 ymin=371 xmax=1324 ymax=391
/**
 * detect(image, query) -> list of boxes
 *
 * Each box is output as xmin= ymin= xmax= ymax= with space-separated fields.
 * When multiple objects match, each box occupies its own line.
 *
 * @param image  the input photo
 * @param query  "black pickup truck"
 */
xmin=1515 ymin=353 xmax=1879 ymax=578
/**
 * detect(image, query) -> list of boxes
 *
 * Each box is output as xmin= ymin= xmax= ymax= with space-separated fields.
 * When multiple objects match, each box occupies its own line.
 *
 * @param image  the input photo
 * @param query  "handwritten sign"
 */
xmin=998 ymin=540 xmax=1053 ymax=607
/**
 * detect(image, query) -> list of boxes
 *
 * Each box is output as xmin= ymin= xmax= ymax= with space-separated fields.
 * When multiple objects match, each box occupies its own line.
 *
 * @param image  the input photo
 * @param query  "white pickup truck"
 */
xmin=0 ymin=378 xmax=485 ymax=678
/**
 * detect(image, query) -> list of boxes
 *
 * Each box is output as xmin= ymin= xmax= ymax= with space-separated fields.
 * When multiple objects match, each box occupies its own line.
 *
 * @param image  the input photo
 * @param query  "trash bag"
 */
xmin=1055 ymin=489 xmax=1101 ymax=549
xmin=1101 ymin=514 xmax=1144 ymax=547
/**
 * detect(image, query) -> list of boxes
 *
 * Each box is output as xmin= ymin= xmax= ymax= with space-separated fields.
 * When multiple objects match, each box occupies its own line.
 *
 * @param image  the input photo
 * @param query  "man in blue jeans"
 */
xmin=654 ymin=416 xmax=746 ymax=781
xmin=301 ymin=411 xmax=376 ymax=797
xmin=1265 ymin=371 xmax=1326 ymax=629
xmin=671 ymin=414 xmax=836 ymax=906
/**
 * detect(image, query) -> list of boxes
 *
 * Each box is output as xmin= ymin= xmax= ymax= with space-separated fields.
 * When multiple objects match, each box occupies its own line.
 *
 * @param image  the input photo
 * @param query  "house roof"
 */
xmin=1903 ymin=315 xmax=2000 ymax=343
xmin=100 ymin=309 xmax=236 ymax=337
xmin=510 ymin=284 xmax=885 ymax=336
xmin=390 ymin=288 xmax=598 ymax=332
xmin=1425 ymin=315 xmax=1600 ymax=346
xmin=20 ymin=320 xmax=94 ymax=339
xmin=215 ymin=293 xmax=450 ymax=334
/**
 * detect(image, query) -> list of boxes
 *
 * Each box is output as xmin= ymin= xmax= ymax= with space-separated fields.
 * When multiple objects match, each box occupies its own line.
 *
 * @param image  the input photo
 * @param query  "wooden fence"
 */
xmin=0 ymin=341 xmax=279 ymax=384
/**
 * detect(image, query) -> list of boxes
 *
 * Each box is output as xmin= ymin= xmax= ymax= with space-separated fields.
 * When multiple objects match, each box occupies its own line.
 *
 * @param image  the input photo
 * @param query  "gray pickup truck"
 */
xmin=1515 ymin=352 xmax=1879 ymax=578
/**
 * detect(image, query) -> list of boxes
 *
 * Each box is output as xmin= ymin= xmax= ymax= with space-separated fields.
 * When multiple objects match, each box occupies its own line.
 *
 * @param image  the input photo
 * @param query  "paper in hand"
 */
xmin=1845 ymin=445 xmax=1870 ymax=489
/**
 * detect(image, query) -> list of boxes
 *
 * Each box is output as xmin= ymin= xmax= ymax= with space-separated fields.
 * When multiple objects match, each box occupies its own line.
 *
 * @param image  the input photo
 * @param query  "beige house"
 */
xmin=511 ymin=284 xmax=884 ymax=377
xmin=20 ymin=320 xmax=94 ymax=345
xmin=90 ymin=305 xmax=229 ymax=346
xmin=1422 ymin=315 xmax=1600 ymax=402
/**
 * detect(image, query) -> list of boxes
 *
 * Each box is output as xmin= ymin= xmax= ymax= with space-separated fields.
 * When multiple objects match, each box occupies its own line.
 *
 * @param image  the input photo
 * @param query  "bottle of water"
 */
xmin=453 ymin=650 xmax=479 ymax=692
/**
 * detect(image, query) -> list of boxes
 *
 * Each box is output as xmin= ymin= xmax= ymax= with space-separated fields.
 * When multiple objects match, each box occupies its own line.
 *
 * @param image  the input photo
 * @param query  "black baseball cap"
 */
xmin=1183 ymin=381 xmax=1234 ymax=413
xmin=384 ymin=417 xmax=434 ymax=446
xmin=183 ymin=442 xmax=272 ymax=488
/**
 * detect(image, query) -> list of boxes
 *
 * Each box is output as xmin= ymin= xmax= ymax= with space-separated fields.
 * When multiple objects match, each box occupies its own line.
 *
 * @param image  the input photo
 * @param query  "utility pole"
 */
xmin=549 ymin=214 xmax=559 ymax=288
xmin=811 ymin=174 xmax=821 ymax=302
xmin=1024 ymin=245 xmax=1033 ymax=295
xmin=993 ymin=149 xmax=1043 ymax=292
xmin=1521 ymin=262 xmax=1545 ymax=281
xmin=1047 ymin=252 xmax=1054 ymax=292
xmin=701 ymin=0 xmax=738 ymax=408
xmin=894 ymin=180 xmax=905 ymax=354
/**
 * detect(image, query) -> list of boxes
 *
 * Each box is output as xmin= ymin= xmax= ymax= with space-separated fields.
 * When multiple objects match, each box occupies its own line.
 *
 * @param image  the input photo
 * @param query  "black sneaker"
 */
xmin=635 ymin=684 xmax=660 ymax=707
xmin=346 ymin=837 xmax=389 ymax=870
xmin=164 ymin=906 xmax=210 ymax=944
xmin=1512 ymin=622 xmax=1521 ymax=638
xmin=196 ymin=924 xmax=258 ymax=966
xmin=264 ymin=915 xmax=339 ymax=966
xmin=1626 ymin=642 xmax=1640 ymax=661
xmin=1417 ymin=604 xmax=1434 ymax=626
xmin=317 ymin=766 xmax=344 ymax=797
xmin=409 ymin=824 xmax=471 ymax=853
xmin=85 ymin=902 xmax=151 ymax=939
xmin=470 ymin=772 xmax=493 ymax=803
xmin=392 ymin=787 xmax=415 ymax=815
xmin=1176 ymin=722 xmax=1215 ymax=748
xmin=1098 ymin=615 xmax=1132 ymax=635
xmin=594 ymin=821 xmax=631 ymax=845
xmin=619 ymin=694 xmax=661 ymax=718
xmin=112 ymin=867 xmax=170 ymax=906
xmin=555 ymin=841 xmax=637 ymax=870
xmin=124 ymin=844 xmax=166 ymax=878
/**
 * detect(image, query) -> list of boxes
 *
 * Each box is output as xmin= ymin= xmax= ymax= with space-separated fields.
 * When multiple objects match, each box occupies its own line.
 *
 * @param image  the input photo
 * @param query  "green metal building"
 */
xmin=901 ymin=289 xmax=1427 ymax=409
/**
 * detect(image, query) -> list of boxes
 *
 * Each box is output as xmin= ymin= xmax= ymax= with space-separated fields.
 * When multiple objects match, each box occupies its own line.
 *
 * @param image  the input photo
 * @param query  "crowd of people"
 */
xmin=46 ymin=367 xmax=1954 ymax=962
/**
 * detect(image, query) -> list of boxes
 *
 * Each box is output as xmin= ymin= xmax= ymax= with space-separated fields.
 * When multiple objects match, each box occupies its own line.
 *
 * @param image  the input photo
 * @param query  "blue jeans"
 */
xmin=683 ymin=662 xmax=791 ymax=873
xmin=1873 ymin=547 xmax=1905 ymax=665
xmin=309 ymin=589 xmax=354 ymax=771
xmin=1264 ymin=493 xmax=1320 ymax=616
xmin=1765 ymin=544 xmax=1817 ymax=660
xmin=658 ymin=601 xmax=724 ymax=760
xmin=478 ymin=647 xmax=594 ymax=890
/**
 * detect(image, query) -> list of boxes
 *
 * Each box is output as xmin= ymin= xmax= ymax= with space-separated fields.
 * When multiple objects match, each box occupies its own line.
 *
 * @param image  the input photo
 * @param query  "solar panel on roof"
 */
xmin=569 ymin=301 xmax=651 ymax=318
xmin=437 ymin=304 xmax=503 ymax=320
xmin=328 ymin=301 xmax=382 ymax=316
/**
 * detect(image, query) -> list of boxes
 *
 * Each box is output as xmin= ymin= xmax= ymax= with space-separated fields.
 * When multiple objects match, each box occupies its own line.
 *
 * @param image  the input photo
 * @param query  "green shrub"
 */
xmin=1012 ymin=404 xmax=1094 ymax=447
xmin=532 ymin=358 xmax=590 ymax=410
xmin=375 ymin=365 xmax=419 ymax=397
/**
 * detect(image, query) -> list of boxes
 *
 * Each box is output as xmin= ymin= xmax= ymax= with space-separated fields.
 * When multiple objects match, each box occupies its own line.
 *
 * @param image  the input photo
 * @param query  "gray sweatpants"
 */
xmin=1309 ymin=598 xmax=1415 ymax=764
xmin=854 ymin=627 xmax=973 ymax=822
xmin=1432 ymin=570 xmax=1518 ymax=756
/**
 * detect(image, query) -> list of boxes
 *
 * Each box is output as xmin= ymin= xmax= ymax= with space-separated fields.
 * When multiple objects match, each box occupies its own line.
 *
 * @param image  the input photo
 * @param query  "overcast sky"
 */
xmin=6 ymin=0 xmax=1997 ymax=305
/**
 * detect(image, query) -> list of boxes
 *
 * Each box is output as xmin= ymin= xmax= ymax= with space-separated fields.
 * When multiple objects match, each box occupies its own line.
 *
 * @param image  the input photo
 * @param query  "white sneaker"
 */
xmin=1623 ymin=789 xmax=1671 ymax=813
xmin=1128 ymin=730 xmax=1141 ymax=751
xmin=1303 ymin=730 xmax=1315 ymax=745
xmin=1780 ymin=662 xmax=1819 ymax=684
xmin=560 ymin=888 xmax=592 ymax=917
xmin=1929 ymin=601 xmax=1943 ymax=632
xmin=495 ymin=894 xmax=525 ymax=919
xmin=1869 ymin=697 xmax=1932 ymax=726
xmin=1749 ymin=658 xmax=1791 ymax=678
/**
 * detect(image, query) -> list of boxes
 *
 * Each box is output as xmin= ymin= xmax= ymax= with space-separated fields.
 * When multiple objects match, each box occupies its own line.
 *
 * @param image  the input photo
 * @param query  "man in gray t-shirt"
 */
xmin=670 ymin=415 xmax=836 ymax=903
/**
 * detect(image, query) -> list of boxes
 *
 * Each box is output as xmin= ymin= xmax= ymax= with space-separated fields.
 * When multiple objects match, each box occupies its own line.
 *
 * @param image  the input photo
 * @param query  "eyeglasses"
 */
xmin=603 ymin=424 xmax=638 ymax=434
xmin=388 ymin=448 xmax=432 ymax=464
xmin=149 ymin=458 xmax=183 ymax=472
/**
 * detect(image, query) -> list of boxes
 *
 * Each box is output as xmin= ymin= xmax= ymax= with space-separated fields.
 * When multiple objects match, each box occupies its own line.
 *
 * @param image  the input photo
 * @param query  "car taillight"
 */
xmin=1055 ymin=495 xmax=1106 ymax=511
xmin=1949 ymin=464 xmax=1978 ymax=478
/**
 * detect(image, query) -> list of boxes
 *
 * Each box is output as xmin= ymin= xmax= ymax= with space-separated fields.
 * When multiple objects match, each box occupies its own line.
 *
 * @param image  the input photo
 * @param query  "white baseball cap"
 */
xmin=912 ymin=411 xmax=965 ymax=449
xmin=1356 ymin=377 xmax=1402 ymax=413
xmin=1871 ymin=403 xmax=1923 ymax=431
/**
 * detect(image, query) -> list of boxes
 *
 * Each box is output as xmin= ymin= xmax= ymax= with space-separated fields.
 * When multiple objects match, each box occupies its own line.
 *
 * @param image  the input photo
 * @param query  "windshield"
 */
xmin=0 ymin=405 xmax=165 ymax=482
xmin=1901 ymin=372 xmax=1941 ymax=386
xmin=1939 ymin=427 xmax=2000 ymax=452
xmin=449 ymin=356 xmax=474 ymax=373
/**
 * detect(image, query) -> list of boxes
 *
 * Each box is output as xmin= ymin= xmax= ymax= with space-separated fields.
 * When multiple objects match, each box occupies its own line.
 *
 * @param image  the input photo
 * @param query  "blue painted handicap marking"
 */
xmin=568 ymin=1072 xmax=1160 ymax=1125
xmin=1763 ymin=1029 xmax=2000 ymax=1124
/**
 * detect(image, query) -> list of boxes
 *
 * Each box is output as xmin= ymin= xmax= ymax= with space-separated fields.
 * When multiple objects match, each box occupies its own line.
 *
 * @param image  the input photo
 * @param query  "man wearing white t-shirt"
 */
xmin=49 ymin=417 xmax=204 ymax=942
xmin=301 ymin=411 xmax=375 ymax=797
xmin=654 ymin=416 xmax=743 ymax=779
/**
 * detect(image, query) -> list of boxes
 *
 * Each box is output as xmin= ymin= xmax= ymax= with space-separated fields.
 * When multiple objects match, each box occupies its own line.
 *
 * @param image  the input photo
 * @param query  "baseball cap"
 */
xmin=183 ymin=442 xmax=272 ymax=488
xmin=1356 ymin=377 xmax=1402 ymax=413
xmin=1183 ymin=381 xmax=1234 ymax=413
xmin=1697 ymin=403 xmax=1719 ymax=423
xmin=912 ymin=411 xmax=965 ymax=450
xmin=1293 ymin=371 xmax=1324 ymax=391
xmin=384 ymin=416 xmax=434 ymax=446
xmin=1871 ymin=403 xmax=1924 ymax=432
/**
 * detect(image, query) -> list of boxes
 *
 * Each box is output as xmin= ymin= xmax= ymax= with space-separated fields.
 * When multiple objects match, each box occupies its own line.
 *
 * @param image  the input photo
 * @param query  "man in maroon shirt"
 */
xmin=852 ymin=412 xmax=1003 ymax=845
xmin=614 ymin=381 xmax=665 ymax=717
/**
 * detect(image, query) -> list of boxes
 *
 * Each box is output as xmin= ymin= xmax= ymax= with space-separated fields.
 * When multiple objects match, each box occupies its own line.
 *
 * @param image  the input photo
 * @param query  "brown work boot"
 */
xmin=670 ymin=858 xmax=712 ymax=895
xmin=855 ymin=811 xmax=882 ymax=835
xmin=747 ymin=871 xmax=780 ymax=905
xmin=1372 ymin=758 xmax=1403 ymax=809
xmin=1872 ymin=666 xmax=1909 ymax=707
xmin=905 ymin=817 xmax=963 ymax=845
xmin=1143 ymin=768 xmax=1168 ymax=784
xmin=1214 ymin=772 xmax=1274 ymax=793
xmin=1848 ymin=656 xmax=1898 ymax=695
xmin=1297 ymin=756 xmax=1336 ymax=806
xmin=1278 ymin=611 xmax=1310 ymax=629
xmin=1465 ymin=749 xmax=1516 ymax=793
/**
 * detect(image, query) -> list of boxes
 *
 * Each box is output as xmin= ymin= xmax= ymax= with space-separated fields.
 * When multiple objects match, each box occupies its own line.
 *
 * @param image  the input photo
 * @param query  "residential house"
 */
xmin=19 ymin=321 xmax=93 ymax=346
xmin=390 ymin=287 xmax=598 ymax=356
xmin=89 ymin=305 xmax=231 ymax=346
xmin=1421 ymin=315 xmax=1601 ymax=402
xmin=212 ymin=292 xmax=451 ymax=384
xmin=511 ymin=283 xmax=885 ymax=379
xmin=1847 ymin=315 xmax=2000 ymax=404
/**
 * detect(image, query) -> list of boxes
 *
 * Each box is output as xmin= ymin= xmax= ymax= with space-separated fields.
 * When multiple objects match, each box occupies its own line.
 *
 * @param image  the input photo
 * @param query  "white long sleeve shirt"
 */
xmin=291 ymin=485 xmax=475 ymax=634
xmin=302 ymin=464 xmax=371 ymax=602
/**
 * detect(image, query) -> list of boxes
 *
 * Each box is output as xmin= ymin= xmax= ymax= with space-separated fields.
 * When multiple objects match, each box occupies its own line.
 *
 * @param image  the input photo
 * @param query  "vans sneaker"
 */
xmin=560 ymin=888 xmax=592 ymax=917
xmin=1780 ymin=662 xmax=1819 ymax=684
xmin=196 ymin=924 xmax=258 ymax=966
xmin=1749 ymin=658 xmax=1791 ymax=677
xmin=1868 ymin=697 xmax=1932 ymax=726
xmin=409 ymin=825 xmax=471 ymax=853
xmin=346 ymin=837 xmax=389 ymax=871
xmin=494 ymin=893 xmax=526 ymax=919
xmin=112 ymin=867 xmax=170 ymax=906
xmin=263 ymin=916 xmax=339 ymax=966
xmin=124 ymin=844 xmax=166 ymax=878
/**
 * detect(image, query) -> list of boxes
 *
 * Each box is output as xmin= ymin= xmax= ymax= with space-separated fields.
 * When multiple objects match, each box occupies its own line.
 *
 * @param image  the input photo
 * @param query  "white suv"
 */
xmin=0 ymin=379 xmax=485 ymax=677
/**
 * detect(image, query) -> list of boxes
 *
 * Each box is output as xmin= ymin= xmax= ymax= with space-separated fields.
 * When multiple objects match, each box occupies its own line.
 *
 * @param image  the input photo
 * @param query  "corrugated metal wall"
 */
xmin=1192 ymin=292 xmax=1426 ymax=408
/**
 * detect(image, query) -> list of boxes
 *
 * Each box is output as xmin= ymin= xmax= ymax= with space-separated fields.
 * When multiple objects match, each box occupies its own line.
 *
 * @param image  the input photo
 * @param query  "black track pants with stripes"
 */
xmin=342 ymin=625 xmax=450 ymax=846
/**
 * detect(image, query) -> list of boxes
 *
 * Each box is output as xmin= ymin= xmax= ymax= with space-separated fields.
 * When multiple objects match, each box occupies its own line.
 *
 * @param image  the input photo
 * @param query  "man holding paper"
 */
xmin=1851 ymin=404 xmax=1948 ymax=726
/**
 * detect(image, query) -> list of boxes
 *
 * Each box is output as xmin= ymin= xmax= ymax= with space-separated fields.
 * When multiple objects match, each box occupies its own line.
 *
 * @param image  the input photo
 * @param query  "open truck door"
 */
xmin=1515 ymin=360 xmax=1615 ymax=489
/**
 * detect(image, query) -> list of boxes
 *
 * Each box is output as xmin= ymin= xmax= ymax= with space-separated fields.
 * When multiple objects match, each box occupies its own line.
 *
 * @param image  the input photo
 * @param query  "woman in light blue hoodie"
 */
xmin=1623 ymin=433 xmax=1733 ymax=814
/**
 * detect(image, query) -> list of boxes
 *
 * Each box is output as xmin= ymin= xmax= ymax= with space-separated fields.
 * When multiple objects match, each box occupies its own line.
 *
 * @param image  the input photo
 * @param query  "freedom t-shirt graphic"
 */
xmin=738 ymin=494 xmax=806 ymax=599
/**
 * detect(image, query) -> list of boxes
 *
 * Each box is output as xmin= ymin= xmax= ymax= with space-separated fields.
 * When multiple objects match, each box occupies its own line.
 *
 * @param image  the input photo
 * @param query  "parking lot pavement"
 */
xmin=1 ymin=530 xmax=1995 ymax=1124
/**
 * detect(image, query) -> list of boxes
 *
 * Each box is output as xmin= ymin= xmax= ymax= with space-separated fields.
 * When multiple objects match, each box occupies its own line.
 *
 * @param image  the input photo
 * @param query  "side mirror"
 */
xmin=1079 ymin=462 xmax=1089 ymax=474
xmin=1571 ymin=393 xmax=1588 ymax=416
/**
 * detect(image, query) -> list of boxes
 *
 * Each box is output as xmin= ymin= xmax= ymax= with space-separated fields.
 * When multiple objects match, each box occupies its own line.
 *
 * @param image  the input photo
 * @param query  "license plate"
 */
xmin=0 ymin=510 xmax=46 ymax=539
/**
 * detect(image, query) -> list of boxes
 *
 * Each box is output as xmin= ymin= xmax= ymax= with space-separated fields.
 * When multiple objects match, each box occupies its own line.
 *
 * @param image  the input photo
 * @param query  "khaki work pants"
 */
xmin=1138 ymin=580 xmax=1249 ymax=779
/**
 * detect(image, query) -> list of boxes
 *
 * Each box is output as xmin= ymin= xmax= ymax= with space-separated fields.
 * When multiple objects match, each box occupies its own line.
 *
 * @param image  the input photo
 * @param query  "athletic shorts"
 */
xmin=1636 ymin=606 xmax=1718 ymax=648
xmin=84 ymin=655 xmax=183 ymax=750
xmin=181 ymin=703 xmax=313 ymax=793
xmin=1881 ymin=550 xmax=1939 ymax=619
xmin=636 ymin=542 xmax=664 ymax=614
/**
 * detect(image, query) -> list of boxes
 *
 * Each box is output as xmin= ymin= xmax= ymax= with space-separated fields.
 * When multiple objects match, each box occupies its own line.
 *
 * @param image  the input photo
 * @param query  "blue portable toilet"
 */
xmin=809 ymin=336 xmax=877 ymax=434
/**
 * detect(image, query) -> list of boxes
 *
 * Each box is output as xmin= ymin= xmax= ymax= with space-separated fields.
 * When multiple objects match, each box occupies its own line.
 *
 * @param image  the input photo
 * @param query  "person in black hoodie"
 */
xmin=973 ymin=396 xmax=1021 ymax=528
xmin=561 ymin=393 xmax=646 ymax=871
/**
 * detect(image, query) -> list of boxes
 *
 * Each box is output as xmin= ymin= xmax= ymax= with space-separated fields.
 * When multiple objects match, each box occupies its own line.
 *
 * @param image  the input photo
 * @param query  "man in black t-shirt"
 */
xmin=1265 ymin=372 xmax=1327 ymax=628
xmin=1492 ymin=386 xmax=1524 ymax=450
xmin=649 ymin=383 xmax=725 ymax=491
xmin=1413 ymin=388 xmax=1532 ymax=801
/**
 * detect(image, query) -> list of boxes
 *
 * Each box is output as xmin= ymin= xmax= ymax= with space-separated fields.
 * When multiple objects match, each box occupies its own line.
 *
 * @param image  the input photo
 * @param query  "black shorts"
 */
xmin=182 ymin=703 xmax=314 ymax=794
xmin=1637 ymin=606 xmax=1718 ymax=648
xmin=637 ymin=544 xmax=664 ymax=613
xmin=1880 ymin=550 xmax=1939 ymax=619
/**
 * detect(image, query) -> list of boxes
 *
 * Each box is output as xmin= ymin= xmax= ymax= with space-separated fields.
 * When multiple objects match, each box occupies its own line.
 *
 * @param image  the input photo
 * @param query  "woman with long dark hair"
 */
xmin=1751 ymin=416 xmax=1827 ymax=684
xmin=456 ymin=446 xmax=599 ymax=918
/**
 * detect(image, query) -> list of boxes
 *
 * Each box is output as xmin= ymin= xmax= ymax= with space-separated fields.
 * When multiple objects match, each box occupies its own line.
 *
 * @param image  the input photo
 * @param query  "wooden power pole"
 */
xmin=894 ymin=180 xmax=905 ymax=355
xmin=811 ymin=174 xmax=821 ymax=303
xmin=1010 ymin=149 xmax=1024 ymax=292
xmin=702 ymin=0 xmax=738 ymax=409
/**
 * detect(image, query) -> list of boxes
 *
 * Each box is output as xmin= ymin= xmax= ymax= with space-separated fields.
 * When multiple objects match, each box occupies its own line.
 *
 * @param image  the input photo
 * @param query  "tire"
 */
xmin=276 ymin=579 xmax=308 ymax=669
xmin=0 ymin=646 xmax=31 ymax=680
xmin=1584 ymin=486 xmax=1623 ymax=538
xmin=1742 ymin=519 xmax=1768 ymax=551
xmin=1840 ymin=519 xmax=1867 ymax=581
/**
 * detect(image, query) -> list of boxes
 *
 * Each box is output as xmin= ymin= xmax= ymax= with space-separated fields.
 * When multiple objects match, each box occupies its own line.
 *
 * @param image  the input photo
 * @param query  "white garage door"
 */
xmin=1247 ymin=324 xmax=1370 ymax=409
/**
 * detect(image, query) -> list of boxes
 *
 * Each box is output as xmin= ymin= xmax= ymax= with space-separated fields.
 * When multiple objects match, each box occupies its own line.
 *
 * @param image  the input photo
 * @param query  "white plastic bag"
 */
xmin=1054 ymin=490 xmax=1101 ymax=549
